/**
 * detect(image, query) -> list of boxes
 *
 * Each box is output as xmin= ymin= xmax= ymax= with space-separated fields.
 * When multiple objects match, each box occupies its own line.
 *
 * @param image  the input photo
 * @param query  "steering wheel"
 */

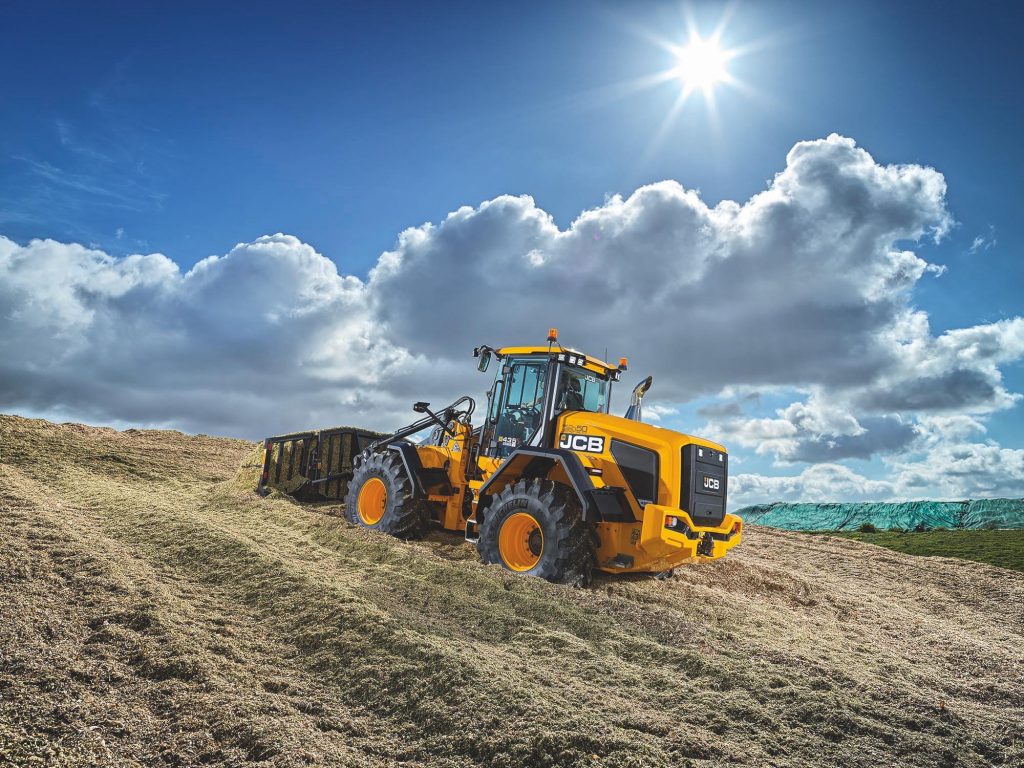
xmin=510 ymin=402 xmax=541 ymax=427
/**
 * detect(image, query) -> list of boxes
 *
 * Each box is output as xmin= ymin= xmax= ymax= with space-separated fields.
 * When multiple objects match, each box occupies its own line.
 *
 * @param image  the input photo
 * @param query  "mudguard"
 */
xmin=476 ymin=447 xmax=634 ymax=523
xmin=381 ymin=442 xmax=452 ymax=497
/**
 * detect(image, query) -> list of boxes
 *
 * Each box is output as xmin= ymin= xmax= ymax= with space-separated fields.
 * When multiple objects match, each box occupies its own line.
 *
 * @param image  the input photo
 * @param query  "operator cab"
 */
xmin=474 ymin=336 xmax=623 ymax=459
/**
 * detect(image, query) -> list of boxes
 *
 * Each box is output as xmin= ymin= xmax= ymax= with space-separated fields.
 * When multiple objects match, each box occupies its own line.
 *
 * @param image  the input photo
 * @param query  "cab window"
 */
xmin=557 ymin=367 xmax=608 ymax=414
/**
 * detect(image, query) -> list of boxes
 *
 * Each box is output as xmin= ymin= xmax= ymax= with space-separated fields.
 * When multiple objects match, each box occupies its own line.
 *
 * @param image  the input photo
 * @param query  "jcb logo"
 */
xmin=559 ymin=433 xmax=605 ymax=453
xmin=702 ymin=476 xmax=720 ymax=491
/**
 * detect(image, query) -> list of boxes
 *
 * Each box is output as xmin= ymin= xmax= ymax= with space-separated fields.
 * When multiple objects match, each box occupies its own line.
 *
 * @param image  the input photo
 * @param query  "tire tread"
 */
xmin=477 ymin=478 xmax=595 ymax=586
xmin=343 ymin=452 xmax=427 ymax=539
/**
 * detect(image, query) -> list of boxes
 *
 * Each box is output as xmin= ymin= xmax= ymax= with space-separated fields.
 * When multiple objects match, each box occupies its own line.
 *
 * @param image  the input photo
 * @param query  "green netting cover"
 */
xmin=736 ymin=498 xmax=1024 ymax=530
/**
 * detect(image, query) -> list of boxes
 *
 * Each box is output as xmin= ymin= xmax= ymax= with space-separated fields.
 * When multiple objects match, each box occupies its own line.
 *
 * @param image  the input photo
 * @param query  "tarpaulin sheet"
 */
xmin=736 ymin=498 xmax=1024 ymax=530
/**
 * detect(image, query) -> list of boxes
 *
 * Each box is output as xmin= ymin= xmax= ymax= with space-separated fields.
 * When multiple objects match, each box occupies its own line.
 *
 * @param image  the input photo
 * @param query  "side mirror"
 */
xmin=477 ymin=350 xmax=491 ymax=372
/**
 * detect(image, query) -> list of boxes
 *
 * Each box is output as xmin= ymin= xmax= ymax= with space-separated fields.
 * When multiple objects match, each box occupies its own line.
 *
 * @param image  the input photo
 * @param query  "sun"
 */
xmin=673 ymin=34 xmax=731 ymax=95
xmin=597 ymin=12 xmax=755 ymax=160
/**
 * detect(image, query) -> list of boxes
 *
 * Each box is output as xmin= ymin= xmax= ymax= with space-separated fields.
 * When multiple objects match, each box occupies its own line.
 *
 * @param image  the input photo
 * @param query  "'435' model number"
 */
xmin=559 ymin=433 xmax=605 ymax=453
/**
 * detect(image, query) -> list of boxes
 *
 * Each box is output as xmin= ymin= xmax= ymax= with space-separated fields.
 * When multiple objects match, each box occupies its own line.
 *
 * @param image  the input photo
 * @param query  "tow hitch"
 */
xmin=697 ymin=532 xmax=715 ymax=557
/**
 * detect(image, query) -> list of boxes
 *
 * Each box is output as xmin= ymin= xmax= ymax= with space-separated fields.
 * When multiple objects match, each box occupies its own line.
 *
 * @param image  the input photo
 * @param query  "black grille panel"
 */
xmin=610 ymin=439 xmax=659 ymax=506
xmin=681 ymin=444 xmax=728 ymax=527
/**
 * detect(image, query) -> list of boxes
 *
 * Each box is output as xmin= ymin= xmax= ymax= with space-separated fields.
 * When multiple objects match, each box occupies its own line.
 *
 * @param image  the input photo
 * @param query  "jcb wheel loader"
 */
xmin=343 ymin=330 xmax=743 ymax=584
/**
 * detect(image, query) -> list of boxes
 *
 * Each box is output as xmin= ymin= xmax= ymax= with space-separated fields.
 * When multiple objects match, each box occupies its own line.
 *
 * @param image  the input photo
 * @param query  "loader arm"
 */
xmin=355 ymin=396 xmax=476 ymax=500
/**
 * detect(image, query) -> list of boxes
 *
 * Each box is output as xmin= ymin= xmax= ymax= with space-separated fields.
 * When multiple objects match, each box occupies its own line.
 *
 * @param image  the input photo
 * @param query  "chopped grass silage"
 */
xmin=1 ymin=414 xmax=1022 ymax=768
xmin=229 ymin=444 xmax=266 ymax=493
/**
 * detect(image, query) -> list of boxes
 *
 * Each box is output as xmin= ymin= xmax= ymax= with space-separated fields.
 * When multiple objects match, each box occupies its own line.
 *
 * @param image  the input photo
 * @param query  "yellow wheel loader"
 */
xmin=339 ymin=329 xmax=743 ymax=584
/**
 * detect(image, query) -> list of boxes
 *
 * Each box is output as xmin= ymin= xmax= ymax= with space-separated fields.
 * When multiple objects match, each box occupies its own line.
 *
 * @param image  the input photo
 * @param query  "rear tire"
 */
xmin=344 ymin=452 xmax=428 ymax=539
xmin=477 ymin=479 xmax=595 ymax=586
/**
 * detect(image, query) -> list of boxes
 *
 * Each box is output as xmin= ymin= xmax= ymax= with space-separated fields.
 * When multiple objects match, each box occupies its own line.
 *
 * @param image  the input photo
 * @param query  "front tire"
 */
xmin=344 ymin=452 xmax=428 ymax=538
xmin=477 ymin=479 xmax=595 ymax=585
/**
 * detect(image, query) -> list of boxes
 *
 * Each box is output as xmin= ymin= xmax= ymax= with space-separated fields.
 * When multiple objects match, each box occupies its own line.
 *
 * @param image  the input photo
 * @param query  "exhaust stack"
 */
xmin=624 ymin=376 xmax=653 ymax=422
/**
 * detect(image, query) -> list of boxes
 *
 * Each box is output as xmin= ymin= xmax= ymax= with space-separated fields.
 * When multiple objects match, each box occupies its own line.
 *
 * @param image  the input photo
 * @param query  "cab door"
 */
xmin=482 ymin=357 xmax=548 ymax=459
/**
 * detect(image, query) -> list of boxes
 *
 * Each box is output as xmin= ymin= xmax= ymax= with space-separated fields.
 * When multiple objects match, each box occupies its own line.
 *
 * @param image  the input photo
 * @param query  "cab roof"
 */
xmin=495 ymin=345 xmax=621 ymax=377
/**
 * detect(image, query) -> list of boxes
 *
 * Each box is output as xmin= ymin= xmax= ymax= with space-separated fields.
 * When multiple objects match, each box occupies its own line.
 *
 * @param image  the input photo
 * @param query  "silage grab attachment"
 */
xmin=257 ymin=426 xmax=384 ymax=500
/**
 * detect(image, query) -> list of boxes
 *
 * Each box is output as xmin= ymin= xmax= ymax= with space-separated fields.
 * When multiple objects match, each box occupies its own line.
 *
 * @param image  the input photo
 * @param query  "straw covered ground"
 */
xmin=1 ymin=414 xmax=1021 ymax=767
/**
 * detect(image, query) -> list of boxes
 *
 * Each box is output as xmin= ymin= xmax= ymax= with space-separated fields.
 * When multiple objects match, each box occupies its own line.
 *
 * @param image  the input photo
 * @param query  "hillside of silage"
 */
xmin=1 ymin=414 xmax=1022 ymax=768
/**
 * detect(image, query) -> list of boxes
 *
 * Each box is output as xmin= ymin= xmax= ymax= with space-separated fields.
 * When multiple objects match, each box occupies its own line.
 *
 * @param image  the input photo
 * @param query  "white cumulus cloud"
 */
xmin=730 ymin=464 xmax=894 ymax=506
xmin=2 ymin=135 xmax=1022 ymax=502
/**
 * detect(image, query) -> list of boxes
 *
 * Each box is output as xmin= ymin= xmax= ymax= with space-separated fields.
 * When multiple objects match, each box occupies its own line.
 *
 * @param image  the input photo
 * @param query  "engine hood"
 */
xmin=556 ymin=411 xmax=726 ymax=455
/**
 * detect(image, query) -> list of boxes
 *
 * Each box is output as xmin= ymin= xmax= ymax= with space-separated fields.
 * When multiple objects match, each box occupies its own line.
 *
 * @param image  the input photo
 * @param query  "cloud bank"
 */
xmin=2 ymin=135 xmax=1021 ymax=503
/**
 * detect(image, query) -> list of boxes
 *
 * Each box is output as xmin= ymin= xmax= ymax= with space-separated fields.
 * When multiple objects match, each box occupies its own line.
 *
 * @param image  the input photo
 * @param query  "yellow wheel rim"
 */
xmin=356 ymin=477 xmax=387 ymax=525
xmin=498 ymin=512 xmax=543 ymax=571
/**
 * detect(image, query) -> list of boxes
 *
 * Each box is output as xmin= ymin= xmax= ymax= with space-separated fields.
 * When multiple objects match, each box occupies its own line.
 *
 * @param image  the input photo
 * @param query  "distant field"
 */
xmin=822 ymin=530 xmax=1024 ymax=572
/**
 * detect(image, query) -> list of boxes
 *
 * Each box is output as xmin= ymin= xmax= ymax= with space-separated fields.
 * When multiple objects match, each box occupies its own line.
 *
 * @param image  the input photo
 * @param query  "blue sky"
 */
xmin=1 ymin=0 xmax=1022 ymax=504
